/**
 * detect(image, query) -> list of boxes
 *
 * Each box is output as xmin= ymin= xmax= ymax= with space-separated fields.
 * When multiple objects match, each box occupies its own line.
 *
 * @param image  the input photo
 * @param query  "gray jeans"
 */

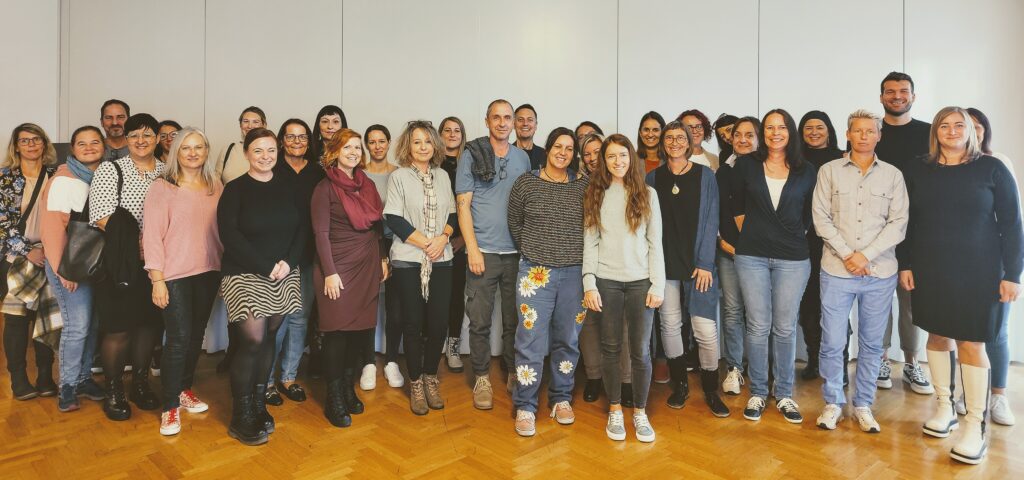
xmin=595 ymin=277 xmax=654 ymax=408
xmin=882 ymin=285 xmax=921 ymax=356
xmin=580 ymin=311 xmax=632 ymax=382
xmin=465 ymin=252 xmax=520 ymax=376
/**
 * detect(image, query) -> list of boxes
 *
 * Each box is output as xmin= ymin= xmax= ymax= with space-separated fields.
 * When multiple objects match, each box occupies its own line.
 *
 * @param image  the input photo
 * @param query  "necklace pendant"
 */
xmin=671 ymin=183 xmax=680 ymax=195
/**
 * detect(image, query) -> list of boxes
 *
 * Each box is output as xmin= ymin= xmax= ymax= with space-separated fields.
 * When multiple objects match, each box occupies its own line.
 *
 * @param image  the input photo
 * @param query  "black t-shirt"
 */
xmin=519 ymin=144 xmax=547 ymax=170
xmin=876 ymin=118 xmax=931 ymax=171
xmin=441 ymin=155 xmax=462 ymax=240
xmin=652 ymin=163 xmax=702 ymax=279
xmin=273 ymin=159 xmax=325 ymax=266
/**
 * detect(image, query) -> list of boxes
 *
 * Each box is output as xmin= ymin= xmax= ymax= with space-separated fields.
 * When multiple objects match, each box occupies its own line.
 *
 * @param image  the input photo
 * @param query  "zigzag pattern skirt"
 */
xmin=220 ymin=268 xmax=302 ymax=323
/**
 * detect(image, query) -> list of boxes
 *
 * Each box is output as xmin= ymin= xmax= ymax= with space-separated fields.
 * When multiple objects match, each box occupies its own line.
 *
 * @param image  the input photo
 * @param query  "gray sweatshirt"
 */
xmin=582 ymin=182 xmax=666 ymax=297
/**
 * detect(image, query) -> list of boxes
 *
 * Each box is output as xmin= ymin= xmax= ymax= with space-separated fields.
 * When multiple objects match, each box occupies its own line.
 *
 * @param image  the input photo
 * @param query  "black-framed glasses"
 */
xmin=498 ymin=157 xmax=509 ymax=180
xmin=17 ymin=137 xmax=43 ymax=146
xmin=284 ymin=134 xmax=309 ymax=142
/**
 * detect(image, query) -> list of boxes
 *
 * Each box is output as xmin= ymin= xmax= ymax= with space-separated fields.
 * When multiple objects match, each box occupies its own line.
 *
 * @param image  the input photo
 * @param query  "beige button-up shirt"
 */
xmin=812 ymin=154 xmax=909 ymax=278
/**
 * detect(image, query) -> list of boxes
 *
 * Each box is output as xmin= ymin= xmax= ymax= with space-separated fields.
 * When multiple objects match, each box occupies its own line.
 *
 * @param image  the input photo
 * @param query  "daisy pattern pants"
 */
xmin=512 ymin=259 xmax=585 ymax=413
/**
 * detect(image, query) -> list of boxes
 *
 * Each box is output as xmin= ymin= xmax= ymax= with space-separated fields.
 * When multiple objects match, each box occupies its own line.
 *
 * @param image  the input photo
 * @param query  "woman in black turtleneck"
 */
xmin=797 ymin=111 xmax=845 ymax=381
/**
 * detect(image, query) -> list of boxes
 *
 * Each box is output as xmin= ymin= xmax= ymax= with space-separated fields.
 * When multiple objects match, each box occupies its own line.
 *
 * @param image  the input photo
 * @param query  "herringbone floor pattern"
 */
xmin=1 ymin=352 xmax=1021 ymax=479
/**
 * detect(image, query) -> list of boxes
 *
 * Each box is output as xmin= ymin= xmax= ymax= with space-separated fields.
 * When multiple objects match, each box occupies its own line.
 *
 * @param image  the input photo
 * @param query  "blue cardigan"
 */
xmin=645 ymin=164 xmax=720 ymax=319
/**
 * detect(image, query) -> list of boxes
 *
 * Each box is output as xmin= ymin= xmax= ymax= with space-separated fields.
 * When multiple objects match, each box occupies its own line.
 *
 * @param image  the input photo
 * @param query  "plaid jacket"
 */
xmin=2 ymin=252 xmax=62 ymax=350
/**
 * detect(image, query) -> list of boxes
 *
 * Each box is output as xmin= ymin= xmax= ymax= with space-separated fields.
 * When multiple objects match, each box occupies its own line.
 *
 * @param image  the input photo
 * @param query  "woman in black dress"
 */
xmin=897 ymin=106 xmax=1023 ymax=465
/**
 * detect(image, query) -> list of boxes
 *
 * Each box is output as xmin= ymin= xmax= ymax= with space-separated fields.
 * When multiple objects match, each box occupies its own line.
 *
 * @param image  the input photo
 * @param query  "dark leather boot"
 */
xmin=103 ymin=379 xmax=131 ymax=421
xmin=583 ymin=378 xmax=602 ymax=403
xmin=324 ymin=379 xmax=351 ymax=428
xmin=35 ymin=361 xmax=58 ymax=397
xmin=801 ymin=353 xmax=820 ymax=381
xmin=253 ymin=384 xmax=275 ymax=433
xmin=10 ymin=370 xmax=38 ymax=400
xmin=667 ymin=356 xmax=689 ymax=409
xmin=701 ymin=369 xmax=730 ymax=417
xmin=229 ymin=394 xmax=268 ymax=446
xmin=343 ymin=370 xmax=364 ymax=414
xmin=129 ymin=369 xmax=160 ymax=410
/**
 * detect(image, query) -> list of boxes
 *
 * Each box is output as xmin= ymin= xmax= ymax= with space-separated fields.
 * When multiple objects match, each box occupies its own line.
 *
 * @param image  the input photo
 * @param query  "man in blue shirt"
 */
xmin=455 ymin=99 xmax=531 ymax=410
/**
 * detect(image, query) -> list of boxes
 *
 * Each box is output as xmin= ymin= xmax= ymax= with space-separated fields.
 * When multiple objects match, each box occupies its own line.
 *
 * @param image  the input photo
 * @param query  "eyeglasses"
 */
xmin=498 ymin=157 xmax=509 ymax=180
xmin=159 ymin=132 xmax=179 ymax=141
xmin=17 ymin=137 xmax=43 ymax=146
xmin=284 ymin=134 xmax=309 ymax=143
xmin=127 ymin=132 xmax=156 ymax=140
xmin=664 ymin=135 xmax=688 ymax=144
xmin=685 ymin=124 xmax=704 ymax=132
xmin=179 ymin=145 xmax=207 ymax=154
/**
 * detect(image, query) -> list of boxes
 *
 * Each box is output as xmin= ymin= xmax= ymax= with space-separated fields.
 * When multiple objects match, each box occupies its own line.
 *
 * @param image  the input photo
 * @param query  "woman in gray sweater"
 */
xmin=582 ymin=134 xmax=665 ymax=443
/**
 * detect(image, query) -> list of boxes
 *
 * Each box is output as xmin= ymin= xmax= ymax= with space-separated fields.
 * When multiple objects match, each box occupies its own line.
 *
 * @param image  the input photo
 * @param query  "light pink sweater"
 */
xmin=142 ymin=178 xmax=223 ymax=281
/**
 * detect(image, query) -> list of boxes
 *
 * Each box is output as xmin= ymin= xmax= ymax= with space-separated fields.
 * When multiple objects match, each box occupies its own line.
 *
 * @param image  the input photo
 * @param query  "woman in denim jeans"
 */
xmin=39 ymin=126 xmax=107 ymax=411
xmin=730 ymin=109 xmax=816 ymax=424
xmin=508 ymin=128 xmax=588 ymax=436
xmin=582 ymin=134 xmax=664 ymax=443
xmin=143 ymin=128 xmax=223 ymax=436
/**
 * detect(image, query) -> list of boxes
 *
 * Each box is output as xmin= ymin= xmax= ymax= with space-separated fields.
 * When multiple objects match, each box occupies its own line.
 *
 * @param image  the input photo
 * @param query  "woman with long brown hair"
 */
xmin=582 ymin=134 xmax=664 ymax=443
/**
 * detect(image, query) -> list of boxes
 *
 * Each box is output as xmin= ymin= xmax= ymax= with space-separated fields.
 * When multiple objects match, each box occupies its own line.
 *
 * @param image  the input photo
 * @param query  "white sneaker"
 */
xmin=816 ymin=404 xmax=843 ymax=430
xmin=632 ymin=412 xmax=656 ymax=443
xmin=160 ymin=408 xmax=181 ymax=436
xmin=990 ymin=393 xmax=1016 ymax=426
xmin=360 ymin=364 xmax=377 ymax=391
xmin=902 ymin=362 xmax=934 ymax=395
xmin=876 ymin=359 xmax=893 ymax=389
xmin=606 ymin=410 xmax=626 ymax=441
xmin=853 ymin=406 xmax=881 ymax=433
xmin=383 ymin=362 xmax=404 ymax=388
xmin=722 ymin=367 xmax=743 ymax=395
xmin=178 ymin=390 xmax=209 ymax=414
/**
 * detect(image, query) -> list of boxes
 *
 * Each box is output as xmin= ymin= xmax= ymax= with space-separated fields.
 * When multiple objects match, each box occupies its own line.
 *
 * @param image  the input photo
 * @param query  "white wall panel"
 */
xmin=205 ymin=0 xmax=343 ymax=153
xmin=342 ymin=0 xmax=617 ymax=144
xmin=67 ymin=0 xmax=205 ymax=140
xmin=759 ymin=0 xmax=903 ymax=136
xmin=619 ymin=0 xmax=758 ymax=151
xmin=0 ymin=0 xmax=60 ymax=147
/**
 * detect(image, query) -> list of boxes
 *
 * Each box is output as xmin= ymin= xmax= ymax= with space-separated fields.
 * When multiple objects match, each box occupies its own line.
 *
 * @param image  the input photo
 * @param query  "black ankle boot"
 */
xmin=325 ymin=379 xmax=351 ymax=428
xmin=621 ymin=383 xmax=634 ymax=408
xmin=35 ymin=363 xmax=58 ymax=397
xmin=583 ymin=378 xmax=602 ymax=403
xmin=229 ymin=394 xmax=268 ymax=446
xmin=103 ymin=379 xmax=131 ymax=421
xmin=701 ymin=369 xmax=730 ymax=417
xmin=667 ymin=357 xmax=690 ymax=409
xmin=801 ymin=355 xmax=820 ymax=381
xmin=129 ymin=370 xmax=160 ymax=410
xmin=253 ymin=384 xmax=275 ymax=433
xmin=343 ymin=370 xmax=364 ymax=414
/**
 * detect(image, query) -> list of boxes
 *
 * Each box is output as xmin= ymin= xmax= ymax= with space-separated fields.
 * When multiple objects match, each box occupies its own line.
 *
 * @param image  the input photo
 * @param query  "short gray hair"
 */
xmin=847 ymin=109 xmax=882 ymax=132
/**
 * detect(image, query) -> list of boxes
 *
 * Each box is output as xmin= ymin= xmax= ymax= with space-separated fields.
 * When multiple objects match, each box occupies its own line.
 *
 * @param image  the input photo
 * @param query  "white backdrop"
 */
xmin=2 ymin=0 xmax=1022 ymax=361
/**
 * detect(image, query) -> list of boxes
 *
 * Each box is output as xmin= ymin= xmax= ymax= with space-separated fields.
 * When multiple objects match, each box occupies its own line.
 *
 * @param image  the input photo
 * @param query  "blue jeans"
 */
xmin=735 ymin=255 xmax=810 ymax=399
xmin=988 ymin=306 xmax=1011 ymax=389
xmin=512 ymin=261 xmax=584 ymax=413
xmin=819 ymin=272 xmax=896 ymax=407
xmin=717 ymin=250 xmax=746 ymax=370
xmin=269 ymin=265 xmax=314 ymax=384
xmin=44 ymin=261 xmax=97 ymax=389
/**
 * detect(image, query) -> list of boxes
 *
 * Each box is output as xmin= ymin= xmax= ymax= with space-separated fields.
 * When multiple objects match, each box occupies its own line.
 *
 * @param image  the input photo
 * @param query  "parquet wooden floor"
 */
xmin=1 ymin=350 xmax=1022 ymax=479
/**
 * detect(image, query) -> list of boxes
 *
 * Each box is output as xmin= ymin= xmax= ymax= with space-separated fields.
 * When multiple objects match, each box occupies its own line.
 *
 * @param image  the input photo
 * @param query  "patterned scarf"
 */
xmin=415 ymin=166 xmax=438 ymax=300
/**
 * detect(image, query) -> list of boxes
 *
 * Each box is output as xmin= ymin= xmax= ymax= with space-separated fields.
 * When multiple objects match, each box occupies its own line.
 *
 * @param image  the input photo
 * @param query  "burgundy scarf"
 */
xmin=324 ymin=167 xmax=383 ymax=231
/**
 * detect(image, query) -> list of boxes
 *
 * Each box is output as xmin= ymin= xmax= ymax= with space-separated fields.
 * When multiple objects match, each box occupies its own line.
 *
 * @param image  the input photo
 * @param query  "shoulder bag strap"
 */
xmin=17 ymin=169 xmax=49 ymax=233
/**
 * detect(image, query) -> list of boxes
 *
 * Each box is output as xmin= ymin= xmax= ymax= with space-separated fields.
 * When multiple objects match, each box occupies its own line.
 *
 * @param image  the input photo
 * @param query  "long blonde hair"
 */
xmin=162 ymin=127 xmax=220 ymax=194
xmin=583 ymin=134 xmax=651 ymax=233
xmin=3 ymin=123 xmax=57 ymax=169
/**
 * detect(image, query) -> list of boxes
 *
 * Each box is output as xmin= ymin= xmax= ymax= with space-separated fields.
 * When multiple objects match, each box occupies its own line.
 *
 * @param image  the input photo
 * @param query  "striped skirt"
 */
xmin=220 ymin=268 xmax=302 ymax=323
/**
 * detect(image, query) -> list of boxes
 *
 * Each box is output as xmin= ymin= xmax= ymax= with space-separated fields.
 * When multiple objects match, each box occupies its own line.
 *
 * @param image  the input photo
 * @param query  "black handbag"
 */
xmin=57 ymin=206 xmax=105 ymax=282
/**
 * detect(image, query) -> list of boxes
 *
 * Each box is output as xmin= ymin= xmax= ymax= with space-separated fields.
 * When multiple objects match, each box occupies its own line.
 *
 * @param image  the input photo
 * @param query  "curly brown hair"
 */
xmin=583 ymin=134 xmax=651 ymax=233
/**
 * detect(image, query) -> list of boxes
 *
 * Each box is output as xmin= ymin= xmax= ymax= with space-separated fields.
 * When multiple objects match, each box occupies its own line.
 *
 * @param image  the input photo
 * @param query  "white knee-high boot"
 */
xmin=923 ymin=350 xmax=958 ymax=437
xmin=951 ymin=363 xmax=990 ymax=465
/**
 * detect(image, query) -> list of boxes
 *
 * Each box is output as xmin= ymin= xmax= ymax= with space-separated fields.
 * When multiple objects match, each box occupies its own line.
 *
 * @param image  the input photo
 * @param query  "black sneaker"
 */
xmin=743 ymin=396 xmax=766 ymax=421
xmin=76 ymin=378 xmax=106 ymax=401
xmin=776 ymin=398 xmax=804 ymax=424
xmin=58 ymin=385 xmax=80 ymax=412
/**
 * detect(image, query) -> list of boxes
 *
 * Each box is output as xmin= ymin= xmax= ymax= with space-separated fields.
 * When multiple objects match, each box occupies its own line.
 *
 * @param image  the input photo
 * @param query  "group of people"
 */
xmin=1 ymin=71 xmax=1019 ymax=465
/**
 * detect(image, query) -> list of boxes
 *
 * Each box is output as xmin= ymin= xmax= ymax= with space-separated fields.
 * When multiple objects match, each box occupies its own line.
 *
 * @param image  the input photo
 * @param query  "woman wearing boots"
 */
xmin=583 ymin=134 xmax=664 ymax=443
xmin=1 ymin=123 xmax=58 ymax=400
xmin=645 ymin=121 xmax=728 ymax=417
xmin=312 ymin=128 xmax=386 ymax=426
xmin=384 ymin=121 xmax=454 ymax=415
xmin=218 ymin=128 xmax=306 ymax=445
xmin=89 ymin=114 xmax=166 ymax=420
xmin=897 ymin=107 xmax=1023 ymax=465
xmin=143 ymin=128 xmax=223 ymax=435
xmin=509 ymin=128 xmax=588 ymax=435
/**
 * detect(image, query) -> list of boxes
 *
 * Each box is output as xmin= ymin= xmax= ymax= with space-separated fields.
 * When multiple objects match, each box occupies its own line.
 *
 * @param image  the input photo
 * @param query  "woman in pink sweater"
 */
xmin=142 ymin=127 xmax=223 ymax=436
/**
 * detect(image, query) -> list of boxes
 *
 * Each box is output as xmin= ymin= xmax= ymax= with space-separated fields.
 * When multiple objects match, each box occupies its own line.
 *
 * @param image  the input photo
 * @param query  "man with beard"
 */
xmin=873 ymin=71 xmax=934 ymax=396
xmin=513 ymin=104 xmax=546 ymax=170
xmin=100 ymin=99 xmax=130 ymax=162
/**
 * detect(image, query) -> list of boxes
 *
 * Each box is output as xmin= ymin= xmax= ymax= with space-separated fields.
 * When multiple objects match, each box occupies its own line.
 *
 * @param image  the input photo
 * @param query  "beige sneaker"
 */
xmin=423 ymin=374 xmax=444 ymax=410
xmin=515 ymin=410 xmax=536 ymax=436
xmin=473 ymin=376 xmax=493 ymax=410
xmin=550 ymin=401 xmax=575 ymax=425
xmin=409 ymin=377 xmax=428 ymax=416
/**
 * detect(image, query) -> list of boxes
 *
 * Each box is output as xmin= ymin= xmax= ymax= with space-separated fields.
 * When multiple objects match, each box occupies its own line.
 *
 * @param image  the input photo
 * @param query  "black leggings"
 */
xmin=446 ymin=250 xmax=467 ymax=336
xmin=160 ymin=272 xmax=219 ymax=410
xmin=325 ymin=329 xmax=371 ymax=382
xmin=394 ymin=265 xmax=452 ymax=379
xmin=3 ymin=312 xmax=54 ymax=377
xmin=229 ymin=315 xmax=284 ymax=396
xmin=368 ymin=242 xmax=403 ymax=365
